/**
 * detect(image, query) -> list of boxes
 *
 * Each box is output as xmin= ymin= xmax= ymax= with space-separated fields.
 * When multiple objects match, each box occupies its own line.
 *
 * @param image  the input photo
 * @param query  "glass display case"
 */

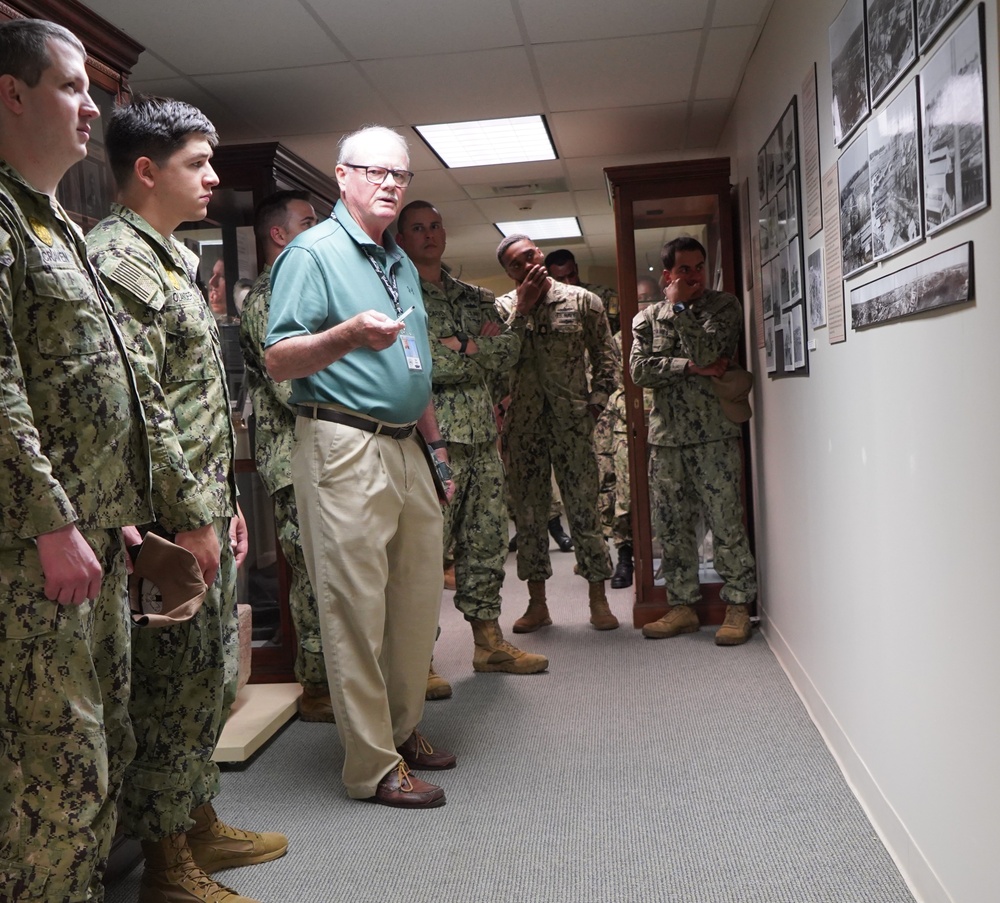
xmin=604 ymin=158 xmax=756 ymax=628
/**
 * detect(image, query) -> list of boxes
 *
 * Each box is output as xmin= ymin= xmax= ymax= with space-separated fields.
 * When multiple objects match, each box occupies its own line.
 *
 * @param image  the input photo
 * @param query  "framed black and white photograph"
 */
xmin=759 ymin=207 xmax=771 ymax=262
xmin=921 ymin=4 xmax=989 ymax=236
xmin=777 ymin=247 xmax=791 ymax=310
xmin=838 ymin=128 xmax=874 ymax=276
xmin=766 ymin=130 xmax=780 ymax=197
xmin=781 ymin=102 xmax=798 ymax=173
xmin=788 ymin=235 xmax=803 ymax=304
xmin=762 ymin=261 xmax=774 ymax=317
xmin=917 ymin=0 xmax=971 ymax=53
xmin=772 ymin=126 xmax=786 ymax=190
xmin=782 ymin=311 xmax=794 ymax=370
xmin=765 ymin=317 xmax=777 ymax=373
xmin=775 ymin=186 xmax=788 ymax=248
xmin=791 ymin=305 xmax=806 ymax=368
xmin=757 ymin=147 xmax=768 ymax=206
xmin=850 ymin=241 xmax=973 ymax=328
xmin=830 ymin=0 xmax=870 ymax=146
xmin=785 ymin=170 xmax=799 ymax=241
xmin=870 ymin=80 xmax=923 ymax=262
xmin=765 ymin=196 xmax=779 ymax=260
xmin=867 ymin=0 xmax=917 ymax=106
xmin=808 ymin=247 xmax=827 ymax=328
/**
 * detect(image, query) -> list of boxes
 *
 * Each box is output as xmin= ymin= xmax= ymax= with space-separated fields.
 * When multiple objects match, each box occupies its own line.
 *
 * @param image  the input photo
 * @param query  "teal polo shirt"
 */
xmin=266 ymin=200 xmax=432 ymax=424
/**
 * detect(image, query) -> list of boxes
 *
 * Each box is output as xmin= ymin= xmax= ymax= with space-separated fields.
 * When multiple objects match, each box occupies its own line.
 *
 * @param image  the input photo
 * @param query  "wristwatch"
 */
xmin=672 ymin=302 xmax=688 ymax=315
xmin=454 ymin=332 xmax=469 ymax=355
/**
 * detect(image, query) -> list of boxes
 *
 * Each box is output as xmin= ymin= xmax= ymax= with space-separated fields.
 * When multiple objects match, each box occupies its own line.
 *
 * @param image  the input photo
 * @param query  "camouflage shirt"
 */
xmin=582 ymin=280 xmax=619 ymax=324
xmin=424 ymin=270 xmax=519 ymax=445
xmin=239 ymin=264 xmax=294 ymax=496
xmin=630 ymin=290 xmax=742 ymax=447
xmin=497 ymin=280 xmax=617 ymax=423
xmin=87 ymin=204 xmax=235 ymax=533
xmin=0 ymin=162 xmax=152 ymax=540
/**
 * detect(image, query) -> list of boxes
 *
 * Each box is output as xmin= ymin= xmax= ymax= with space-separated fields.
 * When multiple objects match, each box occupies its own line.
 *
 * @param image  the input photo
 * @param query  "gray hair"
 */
xmin=338 ymin=125 xmax=409 ymax=167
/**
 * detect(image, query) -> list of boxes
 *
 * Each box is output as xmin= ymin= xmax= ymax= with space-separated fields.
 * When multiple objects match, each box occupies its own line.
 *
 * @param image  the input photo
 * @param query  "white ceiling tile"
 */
xmin=306 ymin=0 xmax=522 ymax=58
xmin=551 ymin=104 xmax=688 ymax=158
xmin=360 ymin=48 xmax=541 ymax=124
xmin=695 ymin=27 xmax=758 ymax=99
xmin=520 ymin=0 xmax=709 ymax=41
xmin=128 ymin=77 xmax=266 ymax=142
xmin=574 ymin=189 xmax=615 ymax=216
xmin=687 ymin=100 xmax=734 ymax=148
xmin=536 ymin=36 xmax=700 ymax=110
xmin=712 ymin=0 xmax=774 ymax=28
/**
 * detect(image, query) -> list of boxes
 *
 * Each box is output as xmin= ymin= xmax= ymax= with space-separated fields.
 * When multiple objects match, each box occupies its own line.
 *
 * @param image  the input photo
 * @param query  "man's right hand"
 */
xmin=175 ymin=523 xmax=221 ymax=587
xmin=347 ymin=310 xmax=405 ymax=352
xmin=514 ymin=264 xmax=549 ymax=315
xmin=687 ymin=357 xmax=730 ymax=378
xmin=36 ymin=523 xmax=103 ymax=606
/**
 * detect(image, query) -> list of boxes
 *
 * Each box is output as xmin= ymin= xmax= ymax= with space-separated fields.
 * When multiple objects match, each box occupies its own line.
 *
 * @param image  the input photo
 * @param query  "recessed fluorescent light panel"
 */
xmin=494 ymin=217 xmax=582 ymax=241
xmin=415 ymin=116 xmax=557 ymax=168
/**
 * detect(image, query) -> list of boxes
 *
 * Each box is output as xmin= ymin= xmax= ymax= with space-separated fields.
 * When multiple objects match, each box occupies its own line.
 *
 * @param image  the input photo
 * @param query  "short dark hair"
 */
xmin=543 ymin=248 xmax=576 ymax=269
xmin=497 ymin=233 xmax=531 ymax=266
xmin=106 ymin=94 xmax=218 ymax=189
xmin=254 ymin=189 xmax=311 ymax=244
xmin=396 ymin=199 xmax=436 ymax=234
xmin=661 ymin=236 xmax=707 ymax=270
xmin=0 ymin=18 xmax=86 ymax=86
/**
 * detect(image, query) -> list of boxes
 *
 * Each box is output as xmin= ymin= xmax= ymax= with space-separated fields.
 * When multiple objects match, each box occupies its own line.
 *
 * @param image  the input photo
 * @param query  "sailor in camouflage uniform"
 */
xmin=396 ymin=202 xmax=547 ymax=675
xmin=238 ymin=190 xmax=334 ymax=721
xmin=630 ymin=237 xmax=757 ymax=646
xmin=0 ymin=21 xmax=153 ymax=903
xmin=544 ymin=247 xmax=621 ymax=336
xmin=88 ymin=97 xmax=285 ymax=903
xmin=496 ymin=235 xmax=618 ymax=632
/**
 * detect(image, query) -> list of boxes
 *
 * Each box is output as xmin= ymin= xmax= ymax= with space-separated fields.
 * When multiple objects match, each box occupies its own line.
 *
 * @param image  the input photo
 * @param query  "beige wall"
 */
xmin=722 ymin=2 xmax=1000 ymax=901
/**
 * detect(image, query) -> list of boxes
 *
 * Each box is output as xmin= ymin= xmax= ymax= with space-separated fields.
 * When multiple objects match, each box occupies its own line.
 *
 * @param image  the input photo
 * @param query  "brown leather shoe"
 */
xmin=371 ymin=761 xmax=445 ymax=809
xmin=396 ymin=730 xmax=456 ymax=770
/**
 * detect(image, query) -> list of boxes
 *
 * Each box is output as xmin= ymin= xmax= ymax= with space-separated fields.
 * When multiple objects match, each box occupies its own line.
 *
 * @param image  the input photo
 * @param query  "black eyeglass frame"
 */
xmin=342 ymin=163 xmax=414 ymax=187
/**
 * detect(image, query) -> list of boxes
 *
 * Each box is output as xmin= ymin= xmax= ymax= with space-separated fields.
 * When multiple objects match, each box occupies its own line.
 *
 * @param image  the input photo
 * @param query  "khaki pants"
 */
xmin=293 ymin=417 xmax=443 ymax=798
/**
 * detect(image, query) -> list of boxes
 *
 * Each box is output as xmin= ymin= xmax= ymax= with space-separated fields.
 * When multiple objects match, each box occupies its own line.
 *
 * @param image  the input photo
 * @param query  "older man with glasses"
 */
xmin=266 ymin=125 xmax=455 ymax=809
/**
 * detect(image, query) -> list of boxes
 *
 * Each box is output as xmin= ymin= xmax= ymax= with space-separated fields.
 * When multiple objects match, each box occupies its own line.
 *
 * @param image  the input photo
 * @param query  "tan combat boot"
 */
xmin=297 ymin=684 xmax=335 ymax=723
xmin=470 ymin=619 xmax=548 ymax=673
xmin=642 ymin=604 xmax=700 ymax=639
xmin=588 ymin=581 xmax=619 ymax=630
xmin=139 ymin=833 xmax=259 ymax=903
xmin=187 ymin=803 xmax=287 ymax=874
xmin=715 ymin=604 xmax=751 ymax=646
xmin=512 ymin=580 xmax=552 ymax=633
xmin=426 ymin=660 xmax=453 ymax=700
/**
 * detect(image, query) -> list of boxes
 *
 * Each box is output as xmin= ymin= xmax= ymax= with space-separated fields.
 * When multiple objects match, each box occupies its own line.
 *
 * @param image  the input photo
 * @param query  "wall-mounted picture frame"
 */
xmin=867 ymin=0 xmax=917 ymax=106
xmin=777 ymin=246 xmax=791 ymax=309
xmin=757 ymin=147 xmax=768 ymax=206
xmin=870 ymin=80 xmax=923 ymax=261
xmin=785 ymin=170 xmax=799 ymax=240
xmin=781 ymin=103 xmax=798 ymax=173
xmin=788 ymin=235 xmax=803 ymax=304
xmin=808 ymin=247 xmax=827 ymax=328
xmin=831 ymin=0 xmax=870 ymax=146
xmin=765 ymin=317 xmax=777 ymax=373
xmin=920 ymin=3 xmax=989 ymax=236
xmin=762 ymin=262 xmax=774 ymax=317
xmin=850 ymin=241 xmax=973 ymax=328
xmin=917 ymin=0 xmax=971 ymax=53
xmin=781 ymin=311 xmax=794 ymax=369
xmin=838 ymin=128 xmax=875 ymax=276
xmin=791 ymin=305 xmax=806 ymax=368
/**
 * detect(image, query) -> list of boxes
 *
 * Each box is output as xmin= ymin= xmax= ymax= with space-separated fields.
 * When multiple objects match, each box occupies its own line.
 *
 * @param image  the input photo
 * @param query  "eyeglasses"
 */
xmin=343 ymin=163 xmax=414 ymax=188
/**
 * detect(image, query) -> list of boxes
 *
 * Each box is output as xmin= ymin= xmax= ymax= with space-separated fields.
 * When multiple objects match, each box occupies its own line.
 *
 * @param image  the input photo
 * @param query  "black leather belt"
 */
xmin=296 ymin=405 xmax=416 ymax=440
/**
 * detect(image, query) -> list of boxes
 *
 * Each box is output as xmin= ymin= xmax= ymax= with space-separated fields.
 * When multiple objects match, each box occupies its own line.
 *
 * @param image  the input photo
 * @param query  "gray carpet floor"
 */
xmin=106 ymin=541 xmax=916 ymax=903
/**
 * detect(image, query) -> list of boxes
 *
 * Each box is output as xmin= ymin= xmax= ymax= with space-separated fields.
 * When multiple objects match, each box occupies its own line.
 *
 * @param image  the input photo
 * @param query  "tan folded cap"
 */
xmin=711 ymin=367 xmax=754 ymax=423
xmin=128 ymin=532 xmax=208 ymax=627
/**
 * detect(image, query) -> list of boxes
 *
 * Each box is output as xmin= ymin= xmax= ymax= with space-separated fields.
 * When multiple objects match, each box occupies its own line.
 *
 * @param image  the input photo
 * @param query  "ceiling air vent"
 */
xmin=463 ymin=178 xmax=568 ymax=200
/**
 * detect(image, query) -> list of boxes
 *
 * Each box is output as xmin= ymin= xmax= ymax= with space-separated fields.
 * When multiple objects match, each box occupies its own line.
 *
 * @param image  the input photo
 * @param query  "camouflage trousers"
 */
xmin=505 ymin=410 xmax=612 ymax=583
xmin=594 ymin=402 xmax=617 ymax=540
xmin=610 ymin=423 xmax=633 ymax=548
xmin=649 ymin=439 xmax=757 ymax=605
xmin=121 ymin=517 xmax=239 ymax=840
xmin=0 ymin=529 xmax=132 ymax=903
xmin=443 ymin=440 xmax=507 ymax=622
xmin=272 ymin=486 xmax=327 ymax=689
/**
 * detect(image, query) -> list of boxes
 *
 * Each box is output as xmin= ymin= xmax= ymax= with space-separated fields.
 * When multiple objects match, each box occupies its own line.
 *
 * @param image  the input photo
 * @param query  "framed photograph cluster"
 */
xmin=757 ymin=99 xmax=808 ymax=377
xmin=834 ymin=3 xmax=987 ymax=288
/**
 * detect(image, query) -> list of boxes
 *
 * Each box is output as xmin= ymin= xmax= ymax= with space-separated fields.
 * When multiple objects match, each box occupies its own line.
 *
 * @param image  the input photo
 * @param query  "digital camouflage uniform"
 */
xmin=581 ymin=279 xmax=620 ymax=334
xmin=424 ymin=270 xmax=520 ymax=620
xmin=0 ymin=164 xmax=152 ymax=903
xmin=594 ymin=332 xmax=624 ymax=541
xmin=497 ymin=281 xmax=616 ymax=583
xmin=630 ymin=292 xmax=757 ymax=606
xmin=239 ymin=264 xmax=326 ymax=689
xmin=87 ymin=204 xmax=238 ymax=841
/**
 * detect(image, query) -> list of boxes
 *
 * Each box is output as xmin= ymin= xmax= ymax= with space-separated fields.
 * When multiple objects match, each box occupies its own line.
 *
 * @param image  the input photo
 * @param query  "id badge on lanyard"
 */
xmin=362 ymin=246 xmax=424 ymax=372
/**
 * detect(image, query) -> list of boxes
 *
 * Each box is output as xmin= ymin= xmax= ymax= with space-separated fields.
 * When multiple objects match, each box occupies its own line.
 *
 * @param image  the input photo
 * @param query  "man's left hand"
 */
xmin=230 ymin=505 xmax=249 ymax=570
